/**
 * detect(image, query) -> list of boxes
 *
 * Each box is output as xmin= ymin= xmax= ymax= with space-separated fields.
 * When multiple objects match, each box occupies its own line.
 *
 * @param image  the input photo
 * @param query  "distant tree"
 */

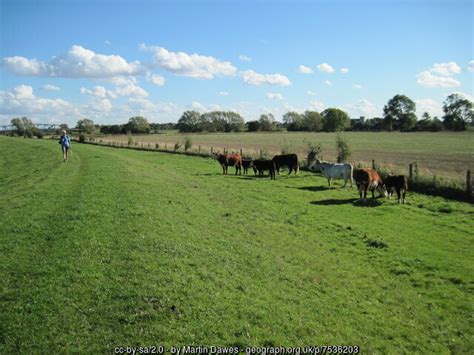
xmin=246 ymin=120 xmax=260 ymax=132
xmin=258 ymin=113 xmax=275 ymax=131
xmin=11 ymin=117 xmax=35 ymax=136
xmin=416 ymin=112 xmax=432 ymax=131
xmin=430 ymin=117 xmax=444 ymax=132
xmin=321 ymin=108 xmax=350 ymax=132
xmin=283 ymin=111 xmax=303 ymax=131
xmin=442 ymin=93 xmax=474 ymax=131
xmin=76 ymin=118 xmax=96 ymax=134
xmin=224 ymin=111 xmax=245 ymax=132
xmin=125 ymin=116 xmax=150 ymax=134
xmin=177 ymin=111 xmax=201 ymax=132
xmin=302 ymin=110 xmax=323 ymax=131
xmin=383 ymin=94 xmax=416 ymax=131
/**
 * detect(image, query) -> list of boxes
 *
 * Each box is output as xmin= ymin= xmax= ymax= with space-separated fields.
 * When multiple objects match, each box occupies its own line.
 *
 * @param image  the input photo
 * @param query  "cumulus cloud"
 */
xmin=0 ymin=85 xmax=79 ymax=119
xmin=239 ymin=55 xmax=252 ymax=62
xmin=414 ymin=98 xmax=443 ymax=117
xmin=416 ymin=61 xmax=462 ymax=88
xmin=345 ymin=99 xmax=379 ymax=118
xmin=317 ymin=63 xmax=335 ymax=73
xmin=80 ymin=86 xmax=117 ymax=99
xmin=219 ymin=91 xmax=229 ymax=96
xmin=41 ymin=84 xmax=60 ymax=91
xmin=309 ymin=99 xmax=325 ymax=112
xmin=430 ymin=62 xmax=461 ymax=76
xmin=468 ymin=60 xmax=474 ymax=72
xmin=340 ymin=68 xmax=349 ymax=74
xmin=147 ymin=74 xmax=165 ymax=86
xmin=307 ymin=90 xmax=317 ymax=96
xmin=141 ymin=44 xmax=237 ymax=79
xmin=299 ymin=65 xmax=313 ymax=74
xmin=416 ymin=71 xmax=461 ymax=88
xmin=2 ymin=45 xmax=145 ymax=78
xmin=240 ymin=70 xmax=291 ymax=86
xmin=324 ymin=80 xmax=332 ymax=86
xmin=352 ymin=84 xmax=363 ymax=89
xmin=266 ymin=92 xmax=284 ymax=100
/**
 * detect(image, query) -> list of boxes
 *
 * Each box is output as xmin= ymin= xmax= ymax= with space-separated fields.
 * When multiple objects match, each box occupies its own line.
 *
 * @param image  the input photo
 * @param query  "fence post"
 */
xmin=372 ymin=159 xmax=375 ymax=169
xmin=211 ymin=146 xmax=213 ymax=155
xmin=409 ymin=163 xmax=413 ymax=180
xmin=198 ymin=146 xmax=201 ymax=153
xmin=240 ymin=148 xmax=243 ymax=156
xmin=260 ymin=150 xmax=263 ymax=158
xmin=467 ymin=170 xmax=472 ymax=199
xmin=165 ymin=144 xmax=167 ymax=150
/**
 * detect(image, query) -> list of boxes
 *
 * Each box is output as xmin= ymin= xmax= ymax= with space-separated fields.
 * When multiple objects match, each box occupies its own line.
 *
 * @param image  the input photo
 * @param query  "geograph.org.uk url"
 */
xmin=114 ymin=345 xmax=360 ymax=355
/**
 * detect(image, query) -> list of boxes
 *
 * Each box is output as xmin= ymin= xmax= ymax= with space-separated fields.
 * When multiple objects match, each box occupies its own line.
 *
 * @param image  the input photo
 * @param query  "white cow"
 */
xmin=310 ymin=159 xmax=353 ymax=187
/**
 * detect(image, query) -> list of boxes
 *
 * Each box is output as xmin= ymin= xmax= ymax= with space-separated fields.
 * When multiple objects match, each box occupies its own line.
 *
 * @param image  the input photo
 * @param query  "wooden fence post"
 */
xmin=240 ymin=148 xmax=243 ymax=156
xmin=409 ymin=163 xmax=413 ymax=180
xmin=198 ymin=146 xmax=201 ymax=153
xmin=467 ymin=170 xmax=472 ymax=199
xmin=260 ymin=150 xmax=263 ymax=158
xmin=372 ymin=159 xmax=375 ymax=169
xmin=211 ymin=146 xmax=213 ymax=155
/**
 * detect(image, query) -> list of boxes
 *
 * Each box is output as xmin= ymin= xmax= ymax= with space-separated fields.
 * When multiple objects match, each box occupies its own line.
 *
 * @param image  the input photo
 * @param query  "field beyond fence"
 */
xmin=78 ymin=131 xmax=473 ymax=202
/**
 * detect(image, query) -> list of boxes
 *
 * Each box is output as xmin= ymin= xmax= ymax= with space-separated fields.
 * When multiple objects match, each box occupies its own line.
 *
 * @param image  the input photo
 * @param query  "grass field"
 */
xmin=101 ymin=131 xmax=474 ymax=184
xmin=1 ymin=136 xmax=473 ymax=353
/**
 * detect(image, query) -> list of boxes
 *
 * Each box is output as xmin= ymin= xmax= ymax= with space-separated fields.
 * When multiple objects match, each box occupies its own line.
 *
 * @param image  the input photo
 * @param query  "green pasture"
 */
xmin=102 ymin=131 xmax=474 ymax=183
xmin=1 ymin=136 xmax=473 ymax=353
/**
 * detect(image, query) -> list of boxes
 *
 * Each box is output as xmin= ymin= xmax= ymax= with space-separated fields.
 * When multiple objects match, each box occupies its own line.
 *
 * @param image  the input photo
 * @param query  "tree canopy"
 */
xmin=321 ymin=108 xmax=350 ymax=132
xmin=442 ymin=93 xmax=474 ymax=131
xmin=383 ymin=94 xmax=417 ymax=131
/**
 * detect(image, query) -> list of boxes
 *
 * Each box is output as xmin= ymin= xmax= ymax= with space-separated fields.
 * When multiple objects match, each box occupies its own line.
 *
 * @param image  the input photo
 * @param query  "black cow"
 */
xmin=252 ymin=159 xmax=276 ymax=180
xmin=384 ymin=174 xmax=408 ymax=204
xmin=272 ymin=154 xmax=299 ymax=175
xmin=242 ymin=159 xmax=257 ymax=175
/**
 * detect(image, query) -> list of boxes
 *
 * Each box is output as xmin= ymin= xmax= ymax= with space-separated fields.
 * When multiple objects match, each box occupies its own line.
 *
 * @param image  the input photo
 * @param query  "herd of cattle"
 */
xmin=216 ymin=153 xmax=408 ymax=203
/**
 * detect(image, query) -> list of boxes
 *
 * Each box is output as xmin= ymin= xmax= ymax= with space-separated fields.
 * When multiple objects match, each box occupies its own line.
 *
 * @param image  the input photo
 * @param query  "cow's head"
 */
xmin=376 ymin=183 xmax=388 ymax=198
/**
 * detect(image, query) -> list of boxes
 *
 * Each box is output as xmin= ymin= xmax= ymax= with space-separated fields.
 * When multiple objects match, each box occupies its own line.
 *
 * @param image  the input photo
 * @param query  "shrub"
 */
xmin=280 ymin=138 xmax=292 ymax=154
xmin=184 ymin=136 xmax=192 ymax=152
xmin=32 ymin=128 xmax=44 ymax=139
xmin=174 ymin=142 xmax=182 ymax=151
xmin=78 ymin=134 xmax=87 ymax=143
xmin=305 ymin=140 xmax=322 ymax=166
xmin=127 ymin=133 xmax=134 ymax=147
xmin=336 ymin=134 xmax=351 ymax=163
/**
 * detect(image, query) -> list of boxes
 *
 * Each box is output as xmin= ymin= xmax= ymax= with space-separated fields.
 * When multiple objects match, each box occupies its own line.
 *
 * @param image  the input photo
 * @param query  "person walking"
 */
xmin=59 ymin=130 xmax=71 ymax=162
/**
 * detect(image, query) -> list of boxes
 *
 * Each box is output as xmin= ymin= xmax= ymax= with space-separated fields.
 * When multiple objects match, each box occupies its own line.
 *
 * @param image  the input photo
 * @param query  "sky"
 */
xmin=0 ymin=0 xmax=473 ymax=126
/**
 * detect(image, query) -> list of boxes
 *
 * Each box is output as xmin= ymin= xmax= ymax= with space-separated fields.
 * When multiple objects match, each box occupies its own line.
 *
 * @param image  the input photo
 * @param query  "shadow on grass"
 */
xmin=311 ymin=198 xmax=383 ymax=207
xmin=296 ymin=185 xmax=334 ymax=192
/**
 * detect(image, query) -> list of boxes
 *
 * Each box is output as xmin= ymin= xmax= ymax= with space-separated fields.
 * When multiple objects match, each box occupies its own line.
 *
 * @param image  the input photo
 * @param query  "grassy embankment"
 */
xmin=1 ymin=136 xmax=473 ymax=353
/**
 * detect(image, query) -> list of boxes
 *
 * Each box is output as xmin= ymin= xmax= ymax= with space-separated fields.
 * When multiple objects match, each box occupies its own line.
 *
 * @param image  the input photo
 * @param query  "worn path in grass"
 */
xmin=1 ymin=136 xmax=473 ymax=353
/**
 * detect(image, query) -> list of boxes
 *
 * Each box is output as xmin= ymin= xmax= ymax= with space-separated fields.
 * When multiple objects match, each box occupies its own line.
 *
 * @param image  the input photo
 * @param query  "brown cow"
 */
xmin=217 ymin=153 xmax=242 ymax=175
xmin=353 ymin=168 xmax=387 ymax=202
xmin=384 ymin=174 xmax=408 ymax=204
xmin=252 ymin=159 xmax=276 ymax=180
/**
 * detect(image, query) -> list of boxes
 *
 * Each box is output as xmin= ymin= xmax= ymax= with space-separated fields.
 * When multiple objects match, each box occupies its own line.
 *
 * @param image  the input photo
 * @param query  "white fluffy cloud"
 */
xmin=0 ymin=85 xmax=79 ymax=121
xmin=417 ymin=71 xmax=461 ymax=88
xmin=239 ymin=55 xmax=252 ymax=62
xmin=148 ymin=74 xmax=165 ymax=86
xmin=417 ymin=61 xmax=462 ymax=88
xmin=80 ymin=86 xmax=117 ymax=99
xmin=240 ymin=70 xmax=291 ymax=86
xmin=340 ymin=68 xmax=349 ymax=74
xmin=430 ymin=62 xmax=461 ymax=76
xmin=41 ymin=84 xmax=60 ymax=91
xmin=266 ymin=92 xmax=284 ymax=100
xmin=352 ymin=84 xmax=363 ymax=89
xmin=141 ymin=44 xmax=237 ymax=79
xmin=317 ymin=63 xmax=335 ymax=73
xmin=414 ymin=98 xmax=443 ymax=117
xmin=468 ymin=60 xmax=474 ymax=72
xmin=324 ymin=80 xmax=332 ymax=86
xmin=298 ymin=65 xmax=313 ymax=74
xmin=2 ymin=45 xmax=145 ymax=78
xmin=219 ymin=91 xmax=229 ymax=96
xmin=307 ymin=90 xmax=317 ymax=96
xmin=309 ymin=99 xmax=325 ymax=112
xmin=345 ymin=99 xmax=379 ymax=118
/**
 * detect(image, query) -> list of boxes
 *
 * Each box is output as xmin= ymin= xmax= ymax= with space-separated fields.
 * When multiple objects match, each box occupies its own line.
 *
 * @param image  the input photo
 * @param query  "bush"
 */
xmin=127 ymin=133 xmax=134 ymax=147
xmin=305 ymin=141 xmax=322 ymax=166
xmin=32 ymin=128 xmax=44 ymax=139
xmin=280 ymin=138 xmax=292 ymax=154
xmin=174 ymin=142 xmax=182 ymax=151
xmin=336 ymin=134 xmax=351 ymax=163
xmin=78 ymin=134 xmax=87 ymax=143
xmin=184 ymin=136 xmax=192 ymax=152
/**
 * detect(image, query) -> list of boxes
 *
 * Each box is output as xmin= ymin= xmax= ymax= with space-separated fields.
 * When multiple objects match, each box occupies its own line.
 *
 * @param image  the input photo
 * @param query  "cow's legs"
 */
xmin=402 ymin=190 xmax=406 ymax=204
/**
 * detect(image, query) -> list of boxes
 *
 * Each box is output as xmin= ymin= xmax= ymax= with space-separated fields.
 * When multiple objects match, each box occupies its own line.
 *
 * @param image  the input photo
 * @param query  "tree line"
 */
xmin=8 ymin=93 xmax=473 ymax=137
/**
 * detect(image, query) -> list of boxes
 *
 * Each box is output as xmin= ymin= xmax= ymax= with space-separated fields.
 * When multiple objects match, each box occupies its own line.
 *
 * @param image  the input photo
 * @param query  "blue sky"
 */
xmin=1 ymin=0 xmax=473 ymax=126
